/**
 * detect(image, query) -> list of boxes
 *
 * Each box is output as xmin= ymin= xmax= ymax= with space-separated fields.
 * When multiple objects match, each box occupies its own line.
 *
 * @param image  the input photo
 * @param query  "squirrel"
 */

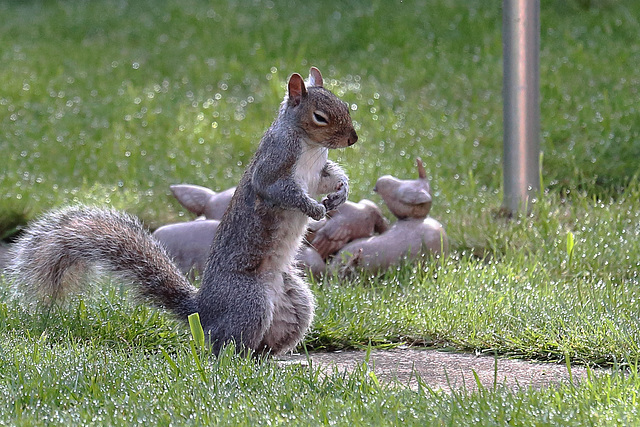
xmin=4 ymin=67 xmax=358 ymax=356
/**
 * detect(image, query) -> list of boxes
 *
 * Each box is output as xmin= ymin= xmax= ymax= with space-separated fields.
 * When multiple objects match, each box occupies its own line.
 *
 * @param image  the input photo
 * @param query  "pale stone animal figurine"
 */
xmin=152 ymin=220 xmax=220 ymax=278
xmin=170 ymin=184 xmax=236 ymax=220
xmin=296 ymin=245 xmax=327 ymax=278
xmin=373 ymin=158 xmax=432 ymax=219
xmin=329 ymin=158 xmax=448 ymax=274
xmin=311 ymin=199 xmax=389 ymax=259
xmin=304 ymin=217 xmax=327 ymax=244
xmin=161 ymin=158 xmax=444 ymax=278
xmin=330 ymin=217 xmax=447 ymax=274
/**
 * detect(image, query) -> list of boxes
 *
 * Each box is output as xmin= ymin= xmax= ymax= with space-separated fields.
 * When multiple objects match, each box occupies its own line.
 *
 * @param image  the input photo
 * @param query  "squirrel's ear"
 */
xmin=308 ymin=67 xmax=323 ymax=88
xmin=287 ymin=73 xmax=306 ymax=106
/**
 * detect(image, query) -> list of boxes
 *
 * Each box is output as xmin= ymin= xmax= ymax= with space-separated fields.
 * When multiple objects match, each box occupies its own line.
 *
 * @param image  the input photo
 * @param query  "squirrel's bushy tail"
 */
xmin=5 ymin=205 xmax=198 ymax=318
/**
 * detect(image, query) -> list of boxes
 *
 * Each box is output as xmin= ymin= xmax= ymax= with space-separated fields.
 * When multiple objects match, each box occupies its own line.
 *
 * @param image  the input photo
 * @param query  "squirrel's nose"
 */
xmin=348 ymin=130 xmax=358 ymax=146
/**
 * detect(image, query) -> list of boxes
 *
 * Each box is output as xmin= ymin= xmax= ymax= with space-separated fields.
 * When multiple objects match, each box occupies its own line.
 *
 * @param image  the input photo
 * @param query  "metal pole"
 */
xmin=502 ymin=0 xmax=540 ymax=213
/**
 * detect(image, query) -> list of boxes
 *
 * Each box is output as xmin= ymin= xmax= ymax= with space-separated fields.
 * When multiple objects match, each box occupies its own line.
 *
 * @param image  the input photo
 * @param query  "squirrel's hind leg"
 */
xmin=258 ymin=270 xmax=315 ymax=355
xmin=198 ymin=273 xmax=274 ymax=355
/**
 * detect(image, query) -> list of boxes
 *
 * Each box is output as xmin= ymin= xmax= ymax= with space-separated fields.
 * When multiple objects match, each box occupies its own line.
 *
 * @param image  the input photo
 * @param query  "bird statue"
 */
xmin=372 ymin=157 xmax=432 ymax=219
xmin=330 ymin=158 xmax=448 ymax=274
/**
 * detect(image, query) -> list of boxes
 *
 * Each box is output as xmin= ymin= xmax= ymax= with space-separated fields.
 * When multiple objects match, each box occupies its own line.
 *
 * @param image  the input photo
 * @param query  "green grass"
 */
xmin=3 ymin=331 xmax=640 ymax=425
xmin=1 ymin=0 xmax=640 ymax=424
xmin=1 ymin=288 xmax=640 ymax=425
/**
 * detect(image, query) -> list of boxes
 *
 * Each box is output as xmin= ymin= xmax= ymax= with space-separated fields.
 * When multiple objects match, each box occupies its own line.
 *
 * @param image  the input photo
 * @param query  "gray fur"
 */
xmin=4 ymin=67 xmax=356 ymax=356
xmin=6 ymin=206 xmax=198 ymax=317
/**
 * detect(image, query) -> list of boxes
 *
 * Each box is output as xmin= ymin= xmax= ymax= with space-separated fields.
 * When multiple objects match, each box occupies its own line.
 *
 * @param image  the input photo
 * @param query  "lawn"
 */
xmin=1 ymin=0 xmax=639 ymax=424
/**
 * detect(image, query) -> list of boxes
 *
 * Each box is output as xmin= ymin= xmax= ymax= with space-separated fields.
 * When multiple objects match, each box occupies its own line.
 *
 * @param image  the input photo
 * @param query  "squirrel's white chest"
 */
xmin=293 ymin=144 xmax=328 ymax=197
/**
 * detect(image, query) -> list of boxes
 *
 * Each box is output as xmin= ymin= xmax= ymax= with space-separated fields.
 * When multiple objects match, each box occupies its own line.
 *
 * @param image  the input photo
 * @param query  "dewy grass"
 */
xmin=1 ymin=327 xmax=640 ymax=425
xmin=1 ymin=0 xmax=639 ymax=225
xmin=312 ymin=248 xmax=640 ymax=365
xmin=1 ymin=0 xmax=639 ymax=424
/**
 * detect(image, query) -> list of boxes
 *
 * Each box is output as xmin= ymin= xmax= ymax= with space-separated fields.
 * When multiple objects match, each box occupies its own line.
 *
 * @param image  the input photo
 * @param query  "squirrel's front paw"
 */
xmin=322 ymin=182 xmax=348 ymax=212
xmin=308 ymin=203 xmax=327 ymax=221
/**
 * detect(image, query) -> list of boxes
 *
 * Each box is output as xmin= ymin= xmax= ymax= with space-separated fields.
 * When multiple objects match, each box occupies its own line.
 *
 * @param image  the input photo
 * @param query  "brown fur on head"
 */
xmin=285 ymin=68 xmax=358 ymax=149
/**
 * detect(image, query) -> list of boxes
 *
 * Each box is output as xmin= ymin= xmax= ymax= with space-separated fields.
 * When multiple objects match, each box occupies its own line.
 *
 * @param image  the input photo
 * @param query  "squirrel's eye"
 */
xmin=312 ymin=111 xmax=329 ymax=126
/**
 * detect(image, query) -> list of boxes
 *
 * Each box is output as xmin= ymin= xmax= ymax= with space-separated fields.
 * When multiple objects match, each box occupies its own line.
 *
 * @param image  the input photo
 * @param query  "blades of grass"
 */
xmin=188 ymin=312 xmax=205 ymax=349
xmin=189 ymin=340 xmax=205 ymax=381
xmin=187 ymin=312 xmax=206 ymax=380
xmin=565 ymin=352 xmax=574 ymax=387
xmin=566 ymin=231 xmax=575 ymax=270
xmin=160 ymin=346 xmax=180 ymax=377
xmin=493 ymin=351 xmax=499 ymax=391
xmin=472 ymin=369 xmax=486 ymax=393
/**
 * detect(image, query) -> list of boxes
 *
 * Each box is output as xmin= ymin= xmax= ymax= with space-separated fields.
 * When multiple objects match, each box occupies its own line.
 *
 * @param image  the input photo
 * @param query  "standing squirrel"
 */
xmin=5 ymin=67 xmax=357 ymax=356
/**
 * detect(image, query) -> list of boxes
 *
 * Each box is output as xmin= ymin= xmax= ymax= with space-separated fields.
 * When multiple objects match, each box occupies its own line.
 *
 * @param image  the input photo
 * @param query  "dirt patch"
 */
xmin=281 ymin=348 xmax=597 ymax=392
